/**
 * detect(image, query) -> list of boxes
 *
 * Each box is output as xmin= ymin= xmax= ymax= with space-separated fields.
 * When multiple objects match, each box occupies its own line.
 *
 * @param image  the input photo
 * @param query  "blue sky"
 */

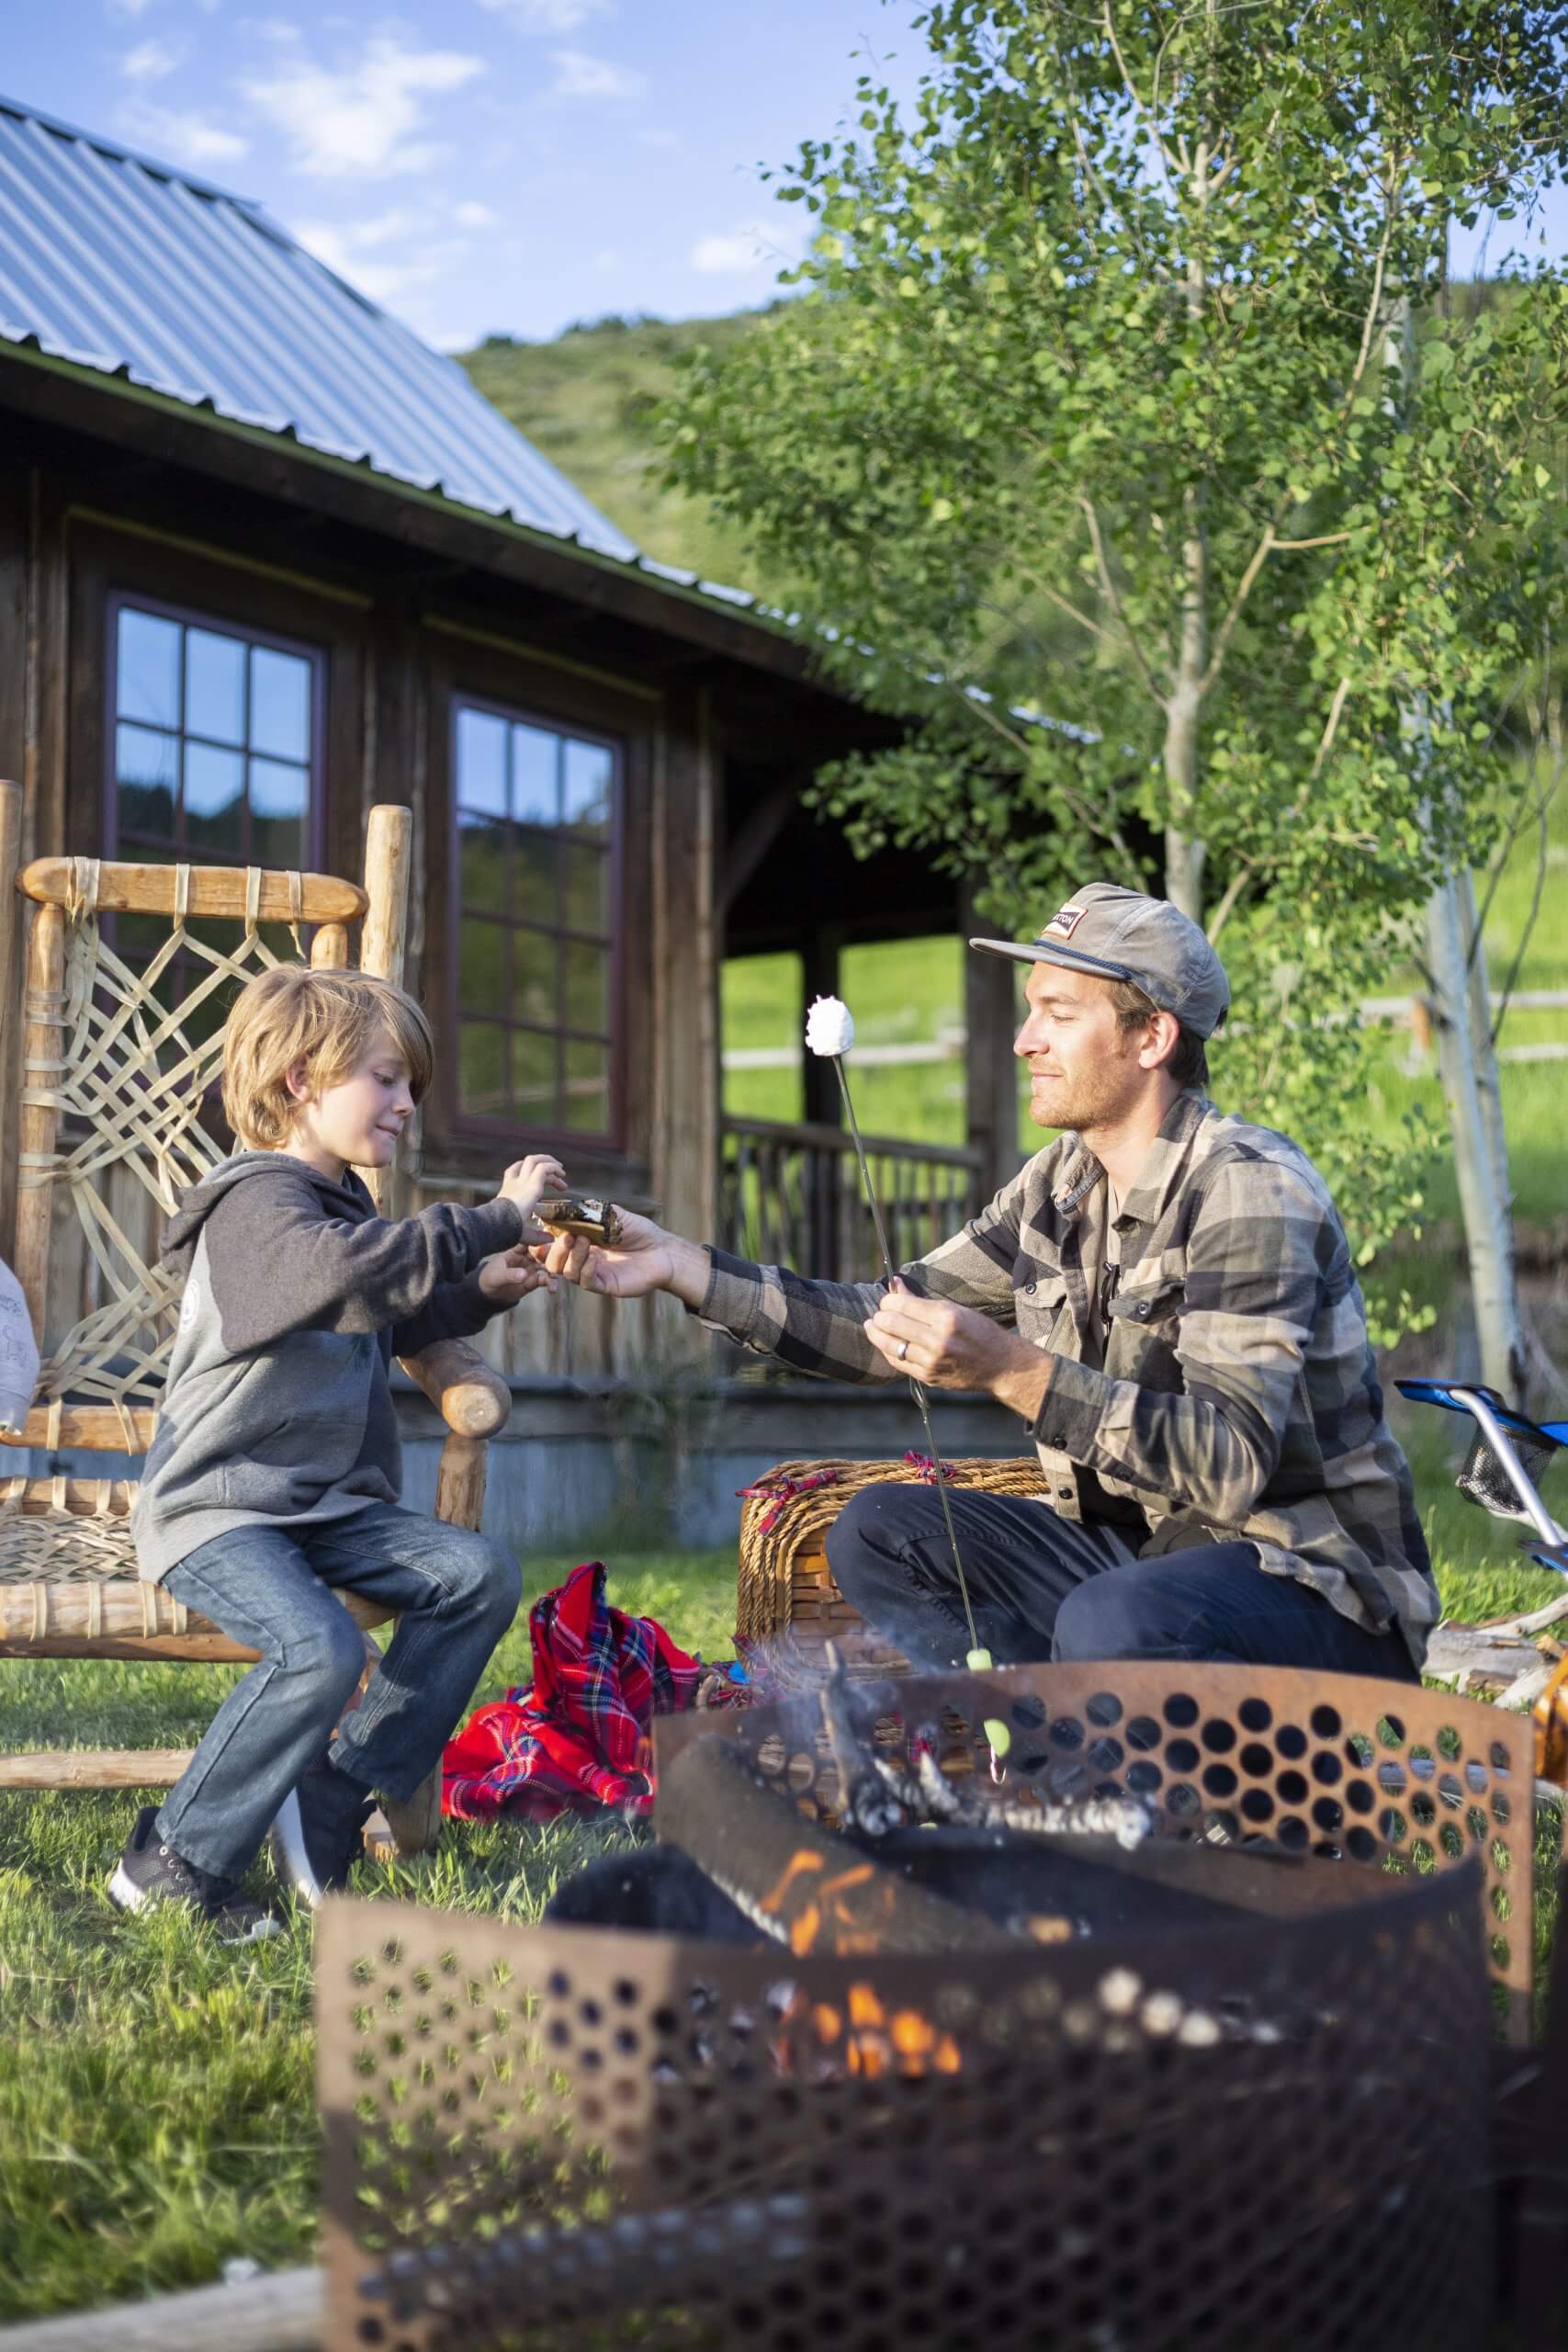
xmin=6 ymin=1 xmax=938 ymax=349
xmin=8 ymin=3 xmax=1568 ymax=355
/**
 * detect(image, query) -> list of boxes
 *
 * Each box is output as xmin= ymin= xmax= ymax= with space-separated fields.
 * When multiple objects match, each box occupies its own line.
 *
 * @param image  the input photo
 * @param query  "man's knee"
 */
xmin=1052 ymin=1567 xmax=1188 ymax=1663
xmin=826 ymin=1484 xmax=943 ymax=1589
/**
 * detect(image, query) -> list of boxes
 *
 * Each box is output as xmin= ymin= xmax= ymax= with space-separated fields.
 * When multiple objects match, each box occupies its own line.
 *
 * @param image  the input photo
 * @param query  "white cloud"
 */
xmin=121 ymin=37 xmax=183 ymax=83
xmin=549 ymin=49 xmax=643 ymax=100
xmin=241 ymin=32 xmax=485 ymax=179
xmin=453 ymin=199 xmax=499 ymax=230
xmin=120 ymin=99 xmax=249 ymax=170
xmin=294 ymin=198 xmax=495 ymax=325
xmin=637 ymin=128 xmax=677 ymax=149
xmin=106 ymin=0 xmax=154 ymax=19
xmin=691 ymin=223 xmax=771 ymax=276
xmin=476 ymin=0 xmax=609 ymax=28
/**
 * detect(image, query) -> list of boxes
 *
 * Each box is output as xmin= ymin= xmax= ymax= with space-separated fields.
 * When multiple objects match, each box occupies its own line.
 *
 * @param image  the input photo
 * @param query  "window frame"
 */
xmin=446 ymin=687 xmax=626 ymax=1153
xmin=102 ymin=586 xmax=330 ymax=872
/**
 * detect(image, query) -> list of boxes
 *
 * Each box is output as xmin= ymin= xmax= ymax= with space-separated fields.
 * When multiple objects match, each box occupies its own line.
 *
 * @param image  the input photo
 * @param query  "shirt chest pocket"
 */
xmin=1016 ymin=1272 xmax=1071 ymax=1352
xmin=1106 ymin=1266 xmax=1185 ymax=1384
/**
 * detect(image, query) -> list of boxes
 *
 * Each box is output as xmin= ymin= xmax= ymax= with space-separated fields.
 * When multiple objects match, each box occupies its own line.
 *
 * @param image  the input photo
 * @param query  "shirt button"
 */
xmin=1024 ymin=1279 xmax=1037 ymax=1295
xmin=1135 ymin=1302 xmax=1151 ymax=1319
xmin=1057 ymin=1486 xmax=1073 ymax=1501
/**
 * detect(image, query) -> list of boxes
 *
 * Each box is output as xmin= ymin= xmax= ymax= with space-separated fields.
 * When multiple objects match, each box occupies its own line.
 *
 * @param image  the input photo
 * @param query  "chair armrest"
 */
xmin=397 ymin=1338 xmax=511 ymax=1439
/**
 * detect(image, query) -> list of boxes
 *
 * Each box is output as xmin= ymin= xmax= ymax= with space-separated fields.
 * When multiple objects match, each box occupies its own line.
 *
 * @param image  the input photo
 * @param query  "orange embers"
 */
xmin=757 ymin=1848 xmax=908 ymax=1958
xmin=796 ymin=1984 xmax=963 ymax=2080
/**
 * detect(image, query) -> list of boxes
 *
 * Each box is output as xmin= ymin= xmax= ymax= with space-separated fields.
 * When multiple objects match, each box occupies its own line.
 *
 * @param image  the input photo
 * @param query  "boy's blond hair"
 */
xmin=221 ymin=967 xmax=434 ymax=1148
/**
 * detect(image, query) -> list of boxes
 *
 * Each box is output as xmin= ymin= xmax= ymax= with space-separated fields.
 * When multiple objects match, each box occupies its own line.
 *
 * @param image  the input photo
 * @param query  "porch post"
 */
xmin=801 ymin=924 xmax=843 ymax=1275
xmin=651 ymin=684 xmax=721 ymax=1257
xmin=962 ymin=886 xmax=1022 ymax=1207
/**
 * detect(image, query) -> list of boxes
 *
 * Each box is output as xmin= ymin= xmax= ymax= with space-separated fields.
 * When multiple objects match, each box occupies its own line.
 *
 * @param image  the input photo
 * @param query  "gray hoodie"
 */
xmin=131 ymin=1153 xmax=524 ymax=1582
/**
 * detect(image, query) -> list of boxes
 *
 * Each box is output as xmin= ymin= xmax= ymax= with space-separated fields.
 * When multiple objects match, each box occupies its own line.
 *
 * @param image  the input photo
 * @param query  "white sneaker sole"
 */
xmin=107 ymin=1858 xmax=283 ymax=1942
xmin=268 ymin=1790 xmax=329 ymax=1909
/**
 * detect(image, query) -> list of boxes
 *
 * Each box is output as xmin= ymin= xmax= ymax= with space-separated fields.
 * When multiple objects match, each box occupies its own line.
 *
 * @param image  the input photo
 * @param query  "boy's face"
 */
xmin=284 ymin=1029 xmax=414 ymax=1177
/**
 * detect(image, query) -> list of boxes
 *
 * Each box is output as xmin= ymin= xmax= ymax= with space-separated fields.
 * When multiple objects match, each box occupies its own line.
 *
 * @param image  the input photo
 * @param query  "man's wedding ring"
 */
xmin=897 ymin=1339 xmax=910 ymax=1361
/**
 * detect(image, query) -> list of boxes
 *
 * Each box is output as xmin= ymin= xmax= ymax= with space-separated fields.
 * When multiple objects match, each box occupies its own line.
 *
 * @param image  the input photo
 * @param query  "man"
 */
xmin=538 ymin=883 xmax=1437 ymax=1681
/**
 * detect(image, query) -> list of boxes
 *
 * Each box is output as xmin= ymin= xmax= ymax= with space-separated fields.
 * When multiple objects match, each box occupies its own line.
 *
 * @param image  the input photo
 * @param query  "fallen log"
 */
xmin=0 ymin=2266 xmax=320 ymax=2352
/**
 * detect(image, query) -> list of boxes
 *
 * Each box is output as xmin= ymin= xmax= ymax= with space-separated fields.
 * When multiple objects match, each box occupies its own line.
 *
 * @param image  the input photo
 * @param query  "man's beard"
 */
xmin=1028 ymin=1041 xmax=1143 ymax=1135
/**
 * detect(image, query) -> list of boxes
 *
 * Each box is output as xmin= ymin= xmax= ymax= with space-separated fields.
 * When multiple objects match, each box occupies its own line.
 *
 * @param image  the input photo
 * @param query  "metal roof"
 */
xmin=0 ymin=92 xmax=643 ymax=563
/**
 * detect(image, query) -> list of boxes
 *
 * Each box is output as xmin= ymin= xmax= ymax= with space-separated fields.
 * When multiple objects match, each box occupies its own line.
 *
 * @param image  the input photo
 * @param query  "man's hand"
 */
xmin=532 ymin=1210 xmax=712 ymax=1307
xmin=865 ymin=1279 xmax=1053 ymax=1421
xmin=476 ymin=1243 xmax=558 ymax=1308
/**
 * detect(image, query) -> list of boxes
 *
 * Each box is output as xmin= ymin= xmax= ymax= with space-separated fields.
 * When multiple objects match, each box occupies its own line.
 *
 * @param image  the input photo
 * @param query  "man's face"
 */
xmin=1013 ymin=961 xmax=1155 ymax=1133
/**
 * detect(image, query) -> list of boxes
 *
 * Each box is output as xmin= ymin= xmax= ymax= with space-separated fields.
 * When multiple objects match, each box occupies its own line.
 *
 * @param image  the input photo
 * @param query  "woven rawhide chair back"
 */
xmin=736 ymin=1451 xmax=1050 ymax=1679
xmin=0 ymin=786 xmax=509 ymax=1851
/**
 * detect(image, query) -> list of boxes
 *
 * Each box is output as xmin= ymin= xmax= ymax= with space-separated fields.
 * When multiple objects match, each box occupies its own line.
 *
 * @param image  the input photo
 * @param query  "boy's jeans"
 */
xmin=154 ymin=1502 xmax=522 ymax=1882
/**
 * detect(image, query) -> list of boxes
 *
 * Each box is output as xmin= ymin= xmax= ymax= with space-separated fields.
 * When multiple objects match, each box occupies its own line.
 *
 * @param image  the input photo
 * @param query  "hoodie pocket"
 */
xmin=219 ymin=1408 xmax=367 ymax=1510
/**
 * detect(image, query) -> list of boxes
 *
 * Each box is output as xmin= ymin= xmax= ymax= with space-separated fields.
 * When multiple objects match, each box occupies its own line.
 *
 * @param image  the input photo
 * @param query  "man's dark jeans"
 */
xmin=825 ymin=1484 xmax=1419 ymax=1681
xmin=155 ymin=1502 xmax=522 ymax=1881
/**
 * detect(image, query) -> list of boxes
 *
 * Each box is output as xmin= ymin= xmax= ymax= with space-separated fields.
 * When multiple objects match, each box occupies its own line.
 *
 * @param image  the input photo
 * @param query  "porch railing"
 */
xmin=718 ymin=1115 xmax=986 ymax=1284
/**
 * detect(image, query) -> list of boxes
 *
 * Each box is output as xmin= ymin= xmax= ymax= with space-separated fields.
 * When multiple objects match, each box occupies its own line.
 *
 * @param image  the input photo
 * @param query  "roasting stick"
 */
xmin=806 ymin=996 xmax=1013 ymax=1761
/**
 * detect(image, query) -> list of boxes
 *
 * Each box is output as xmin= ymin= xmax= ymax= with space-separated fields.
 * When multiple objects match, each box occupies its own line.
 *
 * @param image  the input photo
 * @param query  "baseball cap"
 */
xmin=969 ymin=882 xmax=1230 ymax=1038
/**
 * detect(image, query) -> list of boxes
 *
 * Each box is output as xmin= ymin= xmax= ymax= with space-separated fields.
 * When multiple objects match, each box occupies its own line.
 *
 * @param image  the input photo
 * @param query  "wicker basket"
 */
xmin=736 ymin=1453 xmax=1049 ymax=1676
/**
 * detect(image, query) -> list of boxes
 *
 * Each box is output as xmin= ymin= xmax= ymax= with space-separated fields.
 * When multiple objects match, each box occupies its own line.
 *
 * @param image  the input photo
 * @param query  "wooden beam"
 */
xmin=0 ymin=1748 xmax=194 ymax=1789
xmin=0 ymin=2263 xmax=321 ymax=2351
xmin=962 ymin=883 xmax=1025 ymax=1204
xmin=17 ymin=859 xmax=367 ymax=923
xmin=719 ymin=783 xmax=795 ymax=918
xmin=649 ymin=687 xmax=720 ymax=1250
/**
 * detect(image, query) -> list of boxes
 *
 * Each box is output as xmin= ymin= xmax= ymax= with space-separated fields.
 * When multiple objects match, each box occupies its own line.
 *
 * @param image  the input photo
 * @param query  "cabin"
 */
xmin=0 ymin=95 xmax=1025 ymax=1548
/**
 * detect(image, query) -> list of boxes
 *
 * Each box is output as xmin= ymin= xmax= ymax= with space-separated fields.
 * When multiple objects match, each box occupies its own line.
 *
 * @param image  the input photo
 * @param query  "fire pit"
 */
xmin=319 ymin=1663 xmax=1524 ymax=2352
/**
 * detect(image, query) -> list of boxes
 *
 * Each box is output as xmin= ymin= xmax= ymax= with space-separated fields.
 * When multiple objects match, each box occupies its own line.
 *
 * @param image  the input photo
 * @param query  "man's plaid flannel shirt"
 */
xmin=700 ymin=1089 xmax=1438 ymax=1668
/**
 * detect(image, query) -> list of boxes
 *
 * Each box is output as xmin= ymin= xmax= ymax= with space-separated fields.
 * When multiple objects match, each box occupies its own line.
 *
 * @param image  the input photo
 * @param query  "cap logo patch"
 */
xmin=1043 ymin=901 xmax=1088 ymax=939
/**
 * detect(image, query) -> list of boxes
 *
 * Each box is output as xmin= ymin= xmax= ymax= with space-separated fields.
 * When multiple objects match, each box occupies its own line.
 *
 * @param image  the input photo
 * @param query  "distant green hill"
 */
xmin=457 ymin=309 xmax=782 ymax=595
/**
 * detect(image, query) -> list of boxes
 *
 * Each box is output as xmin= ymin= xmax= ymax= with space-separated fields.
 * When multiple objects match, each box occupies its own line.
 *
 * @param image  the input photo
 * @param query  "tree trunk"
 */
xmin=1424 ymin=871 xmax=1528 ymax=1402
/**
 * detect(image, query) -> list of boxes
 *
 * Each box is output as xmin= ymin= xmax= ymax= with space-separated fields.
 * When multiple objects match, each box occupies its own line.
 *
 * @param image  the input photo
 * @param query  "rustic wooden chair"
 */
xmin=0 ymin=785 xmax=511 ymax=1855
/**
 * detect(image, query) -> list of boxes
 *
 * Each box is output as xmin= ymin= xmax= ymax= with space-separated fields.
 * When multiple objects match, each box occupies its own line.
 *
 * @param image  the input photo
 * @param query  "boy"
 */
xmin=111 ymin=966 xmax=563 ymax=1940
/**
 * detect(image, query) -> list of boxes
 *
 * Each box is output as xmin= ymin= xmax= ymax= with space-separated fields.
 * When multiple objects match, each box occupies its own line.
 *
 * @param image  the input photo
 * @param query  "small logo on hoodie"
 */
xmin=177 ymin=1279 xmax=200 ymax=1335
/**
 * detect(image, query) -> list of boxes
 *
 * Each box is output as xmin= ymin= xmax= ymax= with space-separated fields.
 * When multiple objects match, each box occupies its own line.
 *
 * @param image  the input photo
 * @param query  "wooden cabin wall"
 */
xmin=1 ymin=451 xmax=723 ymax=1389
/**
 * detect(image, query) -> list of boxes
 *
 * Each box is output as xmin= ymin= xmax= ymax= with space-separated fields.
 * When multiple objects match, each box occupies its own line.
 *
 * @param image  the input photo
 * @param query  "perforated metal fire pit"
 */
xmin=318 ymin=1665 xmax=1509 ymax=2352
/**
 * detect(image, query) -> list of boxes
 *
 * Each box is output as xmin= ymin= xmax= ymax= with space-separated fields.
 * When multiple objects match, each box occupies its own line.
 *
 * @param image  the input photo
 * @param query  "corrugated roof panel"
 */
xmin=0 ymin=94 xmax=639 ymax=560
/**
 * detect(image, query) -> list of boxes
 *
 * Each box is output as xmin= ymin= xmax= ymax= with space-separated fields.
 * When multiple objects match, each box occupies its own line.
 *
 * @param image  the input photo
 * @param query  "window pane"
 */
xmin=563 ymin=1037 xmax=609 ymax=1133
xmin=512 ymin=725 xmax=558 ymax=827
xmin=562 ymin=842 xmax=609 ymax=934
xmin=458 ymin=919 xmax=506 ymax=1014
xmin=185 ymin=741 xmax=245 ymax=856
xmin=456 ymin=707 xmax=507 ymax=818
xmin=250 ymin=758 xmax=310 ymax=865
xmin=458 ymin=1023 xmax=508 ymax=1120
xmin=117 ymin=609 xmax=181 ymax=730
xmin=563 ymin=939 xmax=609 ymax=1035
xmin=510 ymin=928 xmax=557 ymax=1030
xmin=186 ymin=628 xmax=245 ymax=745
xmin=457 ymin=809 xmax=508 ymax=914
xmin=251 ymin=646 xmax=310 ymax=761
xmin=562 ymin=739 xmax=612 ymax=832
xmin=513 ymin=1027 xmax=556 ymax=1125
xmin=116 ymin=723 xmax=177 ymax=840
xmin=513 ymin=832 xmax=556 ymax=925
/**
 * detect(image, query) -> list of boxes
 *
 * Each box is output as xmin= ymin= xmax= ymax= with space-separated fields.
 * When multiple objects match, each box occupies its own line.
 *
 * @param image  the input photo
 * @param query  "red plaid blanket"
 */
xmin=441 ymin=1560 xmax=703 ymax=1821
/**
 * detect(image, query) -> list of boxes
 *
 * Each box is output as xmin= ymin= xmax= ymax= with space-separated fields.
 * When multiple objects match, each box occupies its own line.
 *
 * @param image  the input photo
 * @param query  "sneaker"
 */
xmin=108 ymin=1807 xmax=281 ymax=1944
xmin=268 ymin=1751 xmax=377 ymax=1908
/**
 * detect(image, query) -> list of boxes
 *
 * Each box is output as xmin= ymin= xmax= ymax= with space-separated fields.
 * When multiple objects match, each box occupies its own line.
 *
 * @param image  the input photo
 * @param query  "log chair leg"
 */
xmin=377 ymin=1431 xmax=492 ymax=1860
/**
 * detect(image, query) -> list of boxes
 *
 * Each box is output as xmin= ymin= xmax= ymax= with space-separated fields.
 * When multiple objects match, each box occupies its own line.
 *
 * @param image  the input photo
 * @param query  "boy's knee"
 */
xmin=440 ymin=1529 xmax=522 ymax=1628
xmin=288 ymin=1612 xmax=368 ymax=1712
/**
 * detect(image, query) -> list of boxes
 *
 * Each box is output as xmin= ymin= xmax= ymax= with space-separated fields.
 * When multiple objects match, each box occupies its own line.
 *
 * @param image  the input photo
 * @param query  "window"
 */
xmin=108 ymin=598 xmax=321 ymax=870
xmin=452 ymin=701 xmax=617 ymax=1139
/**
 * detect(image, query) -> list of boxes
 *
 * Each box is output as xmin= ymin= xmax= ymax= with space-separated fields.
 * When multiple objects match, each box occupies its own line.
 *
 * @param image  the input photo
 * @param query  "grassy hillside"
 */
xmin=458 ymin=309 xmax=780 ymax=595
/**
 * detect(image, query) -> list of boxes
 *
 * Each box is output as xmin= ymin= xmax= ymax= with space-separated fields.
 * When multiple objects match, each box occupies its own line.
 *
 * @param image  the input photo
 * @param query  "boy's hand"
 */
xmin=495 ymin=1153 xmax=567 ymax=1228
xmin=531 ymin=1210 xmax=710 ymax=1306
xmin=477 ymin=1243 xmax=558 ymax=1308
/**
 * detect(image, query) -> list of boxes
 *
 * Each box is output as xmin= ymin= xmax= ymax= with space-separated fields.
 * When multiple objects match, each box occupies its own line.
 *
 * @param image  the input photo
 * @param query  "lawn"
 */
xmin=2 ymin=1520 xmax=1563 ymax=2325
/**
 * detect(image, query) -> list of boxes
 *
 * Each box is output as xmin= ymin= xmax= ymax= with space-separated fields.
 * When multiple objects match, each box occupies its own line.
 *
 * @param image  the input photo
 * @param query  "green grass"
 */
xmin=2 ymin=1529 xmax=1563 ymax=2323
xmin=0 ymin=1552 xmax=732 ymax=2323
